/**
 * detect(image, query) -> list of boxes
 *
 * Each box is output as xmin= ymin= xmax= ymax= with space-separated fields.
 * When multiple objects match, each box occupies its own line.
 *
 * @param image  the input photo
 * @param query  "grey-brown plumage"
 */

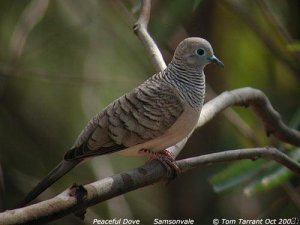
xmin=17 ymin=37 xmax=223 ymax=207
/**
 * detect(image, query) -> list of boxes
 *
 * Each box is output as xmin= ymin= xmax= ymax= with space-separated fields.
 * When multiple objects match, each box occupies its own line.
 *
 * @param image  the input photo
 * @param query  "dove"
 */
xmin=17 ymin=37 xmax=223 ymax=207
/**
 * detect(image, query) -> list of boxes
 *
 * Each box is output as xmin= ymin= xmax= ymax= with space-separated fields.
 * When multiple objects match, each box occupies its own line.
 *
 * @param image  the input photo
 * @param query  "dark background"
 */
xmin=0 ymin=0 xmax=300 ymax=224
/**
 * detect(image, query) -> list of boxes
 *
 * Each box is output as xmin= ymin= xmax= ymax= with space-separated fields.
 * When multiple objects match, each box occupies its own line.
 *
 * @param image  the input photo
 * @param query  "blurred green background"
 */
xmin=0 ymin=0 xmax=300 ymax=224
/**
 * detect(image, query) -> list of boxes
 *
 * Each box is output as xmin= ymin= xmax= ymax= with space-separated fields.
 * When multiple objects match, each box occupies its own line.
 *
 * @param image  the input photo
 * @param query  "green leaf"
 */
xmin=244 ymin=149 xmax=300 ymax=196
xmin=209 ymin=159 xmax=266 ymax=193
xmin=243 ymin=167 xmax=292 ymax=196
xmin=211 ymin=106 xmax=300 ymax=194
xmin=288 ymin=107 xmax=300 ymax=129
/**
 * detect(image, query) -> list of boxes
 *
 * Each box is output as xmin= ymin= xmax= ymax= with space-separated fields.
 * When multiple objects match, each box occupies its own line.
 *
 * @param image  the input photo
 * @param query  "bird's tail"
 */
xmin=16 ymin=159 xmax=82 ymax=208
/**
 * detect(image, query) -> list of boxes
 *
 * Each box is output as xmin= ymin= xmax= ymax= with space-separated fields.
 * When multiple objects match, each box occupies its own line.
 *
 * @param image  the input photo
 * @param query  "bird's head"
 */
xmin=172 ymin=37 xmax=224 ymax=69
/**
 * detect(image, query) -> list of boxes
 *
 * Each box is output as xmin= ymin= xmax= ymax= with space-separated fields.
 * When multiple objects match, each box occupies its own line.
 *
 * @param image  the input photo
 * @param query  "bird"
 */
xmin=17 ymin=37 xmax=223 ymax=207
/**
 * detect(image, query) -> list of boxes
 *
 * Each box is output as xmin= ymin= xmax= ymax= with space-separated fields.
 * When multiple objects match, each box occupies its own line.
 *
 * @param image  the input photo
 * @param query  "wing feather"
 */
xmin=66 ymin=78 xmax=184 ymax=161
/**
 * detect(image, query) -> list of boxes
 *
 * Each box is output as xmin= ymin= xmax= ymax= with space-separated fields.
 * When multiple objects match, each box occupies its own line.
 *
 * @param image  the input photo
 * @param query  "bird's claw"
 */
xmin=140 ymin=149 xmax=180 ymax=183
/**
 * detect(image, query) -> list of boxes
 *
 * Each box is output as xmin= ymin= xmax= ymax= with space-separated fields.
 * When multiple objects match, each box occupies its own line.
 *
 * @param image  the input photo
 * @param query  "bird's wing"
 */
xmin=17 ymin=78 xmax=184 ymax=207
xmin=64 ymin=80 xmax=184 ymax=161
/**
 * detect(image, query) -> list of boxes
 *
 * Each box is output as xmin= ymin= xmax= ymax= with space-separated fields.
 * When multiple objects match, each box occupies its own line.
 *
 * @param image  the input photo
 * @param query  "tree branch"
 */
xmin=1 ymin=147 xmax=300 ymax=225
xmin=197 ymin=88 xmax=300 ymax=146
xmin=2 ymin=1 xmax=300 ymax=224
xmin=167 ymin=87 xmax=300 ymax=158
xmin=177 ymin=147 xmax=300 ymax=174
xmin=10 ymin=0 xmax=50 ymax=59
xmin=133 ymin=0 xmax=166 ymax=72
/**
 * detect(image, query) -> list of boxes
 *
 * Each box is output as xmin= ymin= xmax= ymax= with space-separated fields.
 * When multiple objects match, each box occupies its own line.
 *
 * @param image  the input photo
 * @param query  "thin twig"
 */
xmin=133 ymin=0 xmax=166 ymax=72
xmin=222 ymin=0 xmax=300 ymax=79
xmin=256 ymin=0 xmax=300 ymax=62
xmin=177 ymin=147 xmax=300 ymax=174
xmin=10 ymin=0 xmax=50 ymax=59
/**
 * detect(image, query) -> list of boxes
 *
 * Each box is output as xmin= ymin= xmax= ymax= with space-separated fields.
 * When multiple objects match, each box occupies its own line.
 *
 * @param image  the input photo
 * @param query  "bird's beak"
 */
xmin=208 ymin=55 xmax=224 ymax=68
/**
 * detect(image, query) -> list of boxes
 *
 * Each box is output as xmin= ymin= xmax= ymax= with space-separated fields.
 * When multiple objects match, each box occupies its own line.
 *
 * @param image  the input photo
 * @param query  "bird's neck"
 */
xmin=164 ymin=62 xmax=205 ymax=109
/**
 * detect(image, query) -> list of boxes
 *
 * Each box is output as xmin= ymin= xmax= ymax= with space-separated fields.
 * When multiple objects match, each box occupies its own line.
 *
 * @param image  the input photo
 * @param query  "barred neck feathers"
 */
xmin=163 ymin=61 xmax=205 ymax=109
xmin=145 ymin=37 xmax=224 ymax=110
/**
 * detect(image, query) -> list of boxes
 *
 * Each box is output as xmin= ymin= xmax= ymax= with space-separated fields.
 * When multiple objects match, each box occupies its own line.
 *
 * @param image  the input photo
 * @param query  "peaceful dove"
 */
xmin=17 ymin=37 xmax=223 ymax=207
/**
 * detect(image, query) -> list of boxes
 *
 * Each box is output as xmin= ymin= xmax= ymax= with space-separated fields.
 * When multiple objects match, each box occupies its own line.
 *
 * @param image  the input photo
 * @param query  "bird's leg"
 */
xmin=155 ymin=149 xmax=181 ymax=181
xmin=139 ymin=149 xmax=180 ymax=182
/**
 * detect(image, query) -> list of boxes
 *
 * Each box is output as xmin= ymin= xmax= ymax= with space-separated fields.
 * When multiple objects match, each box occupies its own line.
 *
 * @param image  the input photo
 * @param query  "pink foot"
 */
xmin=139 ymin=149 xmax=180 ymax=181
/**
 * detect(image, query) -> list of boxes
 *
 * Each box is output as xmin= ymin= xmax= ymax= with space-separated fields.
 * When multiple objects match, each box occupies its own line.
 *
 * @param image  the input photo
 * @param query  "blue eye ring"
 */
xmin=196 ymin=48 xmax=205 ymax=56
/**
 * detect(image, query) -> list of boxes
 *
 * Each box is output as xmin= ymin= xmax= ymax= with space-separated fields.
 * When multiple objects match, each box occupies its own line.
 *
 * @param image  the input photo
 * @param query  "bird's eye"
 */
xmin=196 ymin=48 xmax=205 ymax=56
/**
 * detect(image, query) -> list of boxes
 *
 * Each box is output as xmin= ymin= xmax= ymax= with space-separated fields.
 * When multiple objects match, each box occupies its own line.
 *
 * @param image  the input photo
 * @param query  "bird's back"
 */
xmin=65 ymin=70 xmax=186 ymax=160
